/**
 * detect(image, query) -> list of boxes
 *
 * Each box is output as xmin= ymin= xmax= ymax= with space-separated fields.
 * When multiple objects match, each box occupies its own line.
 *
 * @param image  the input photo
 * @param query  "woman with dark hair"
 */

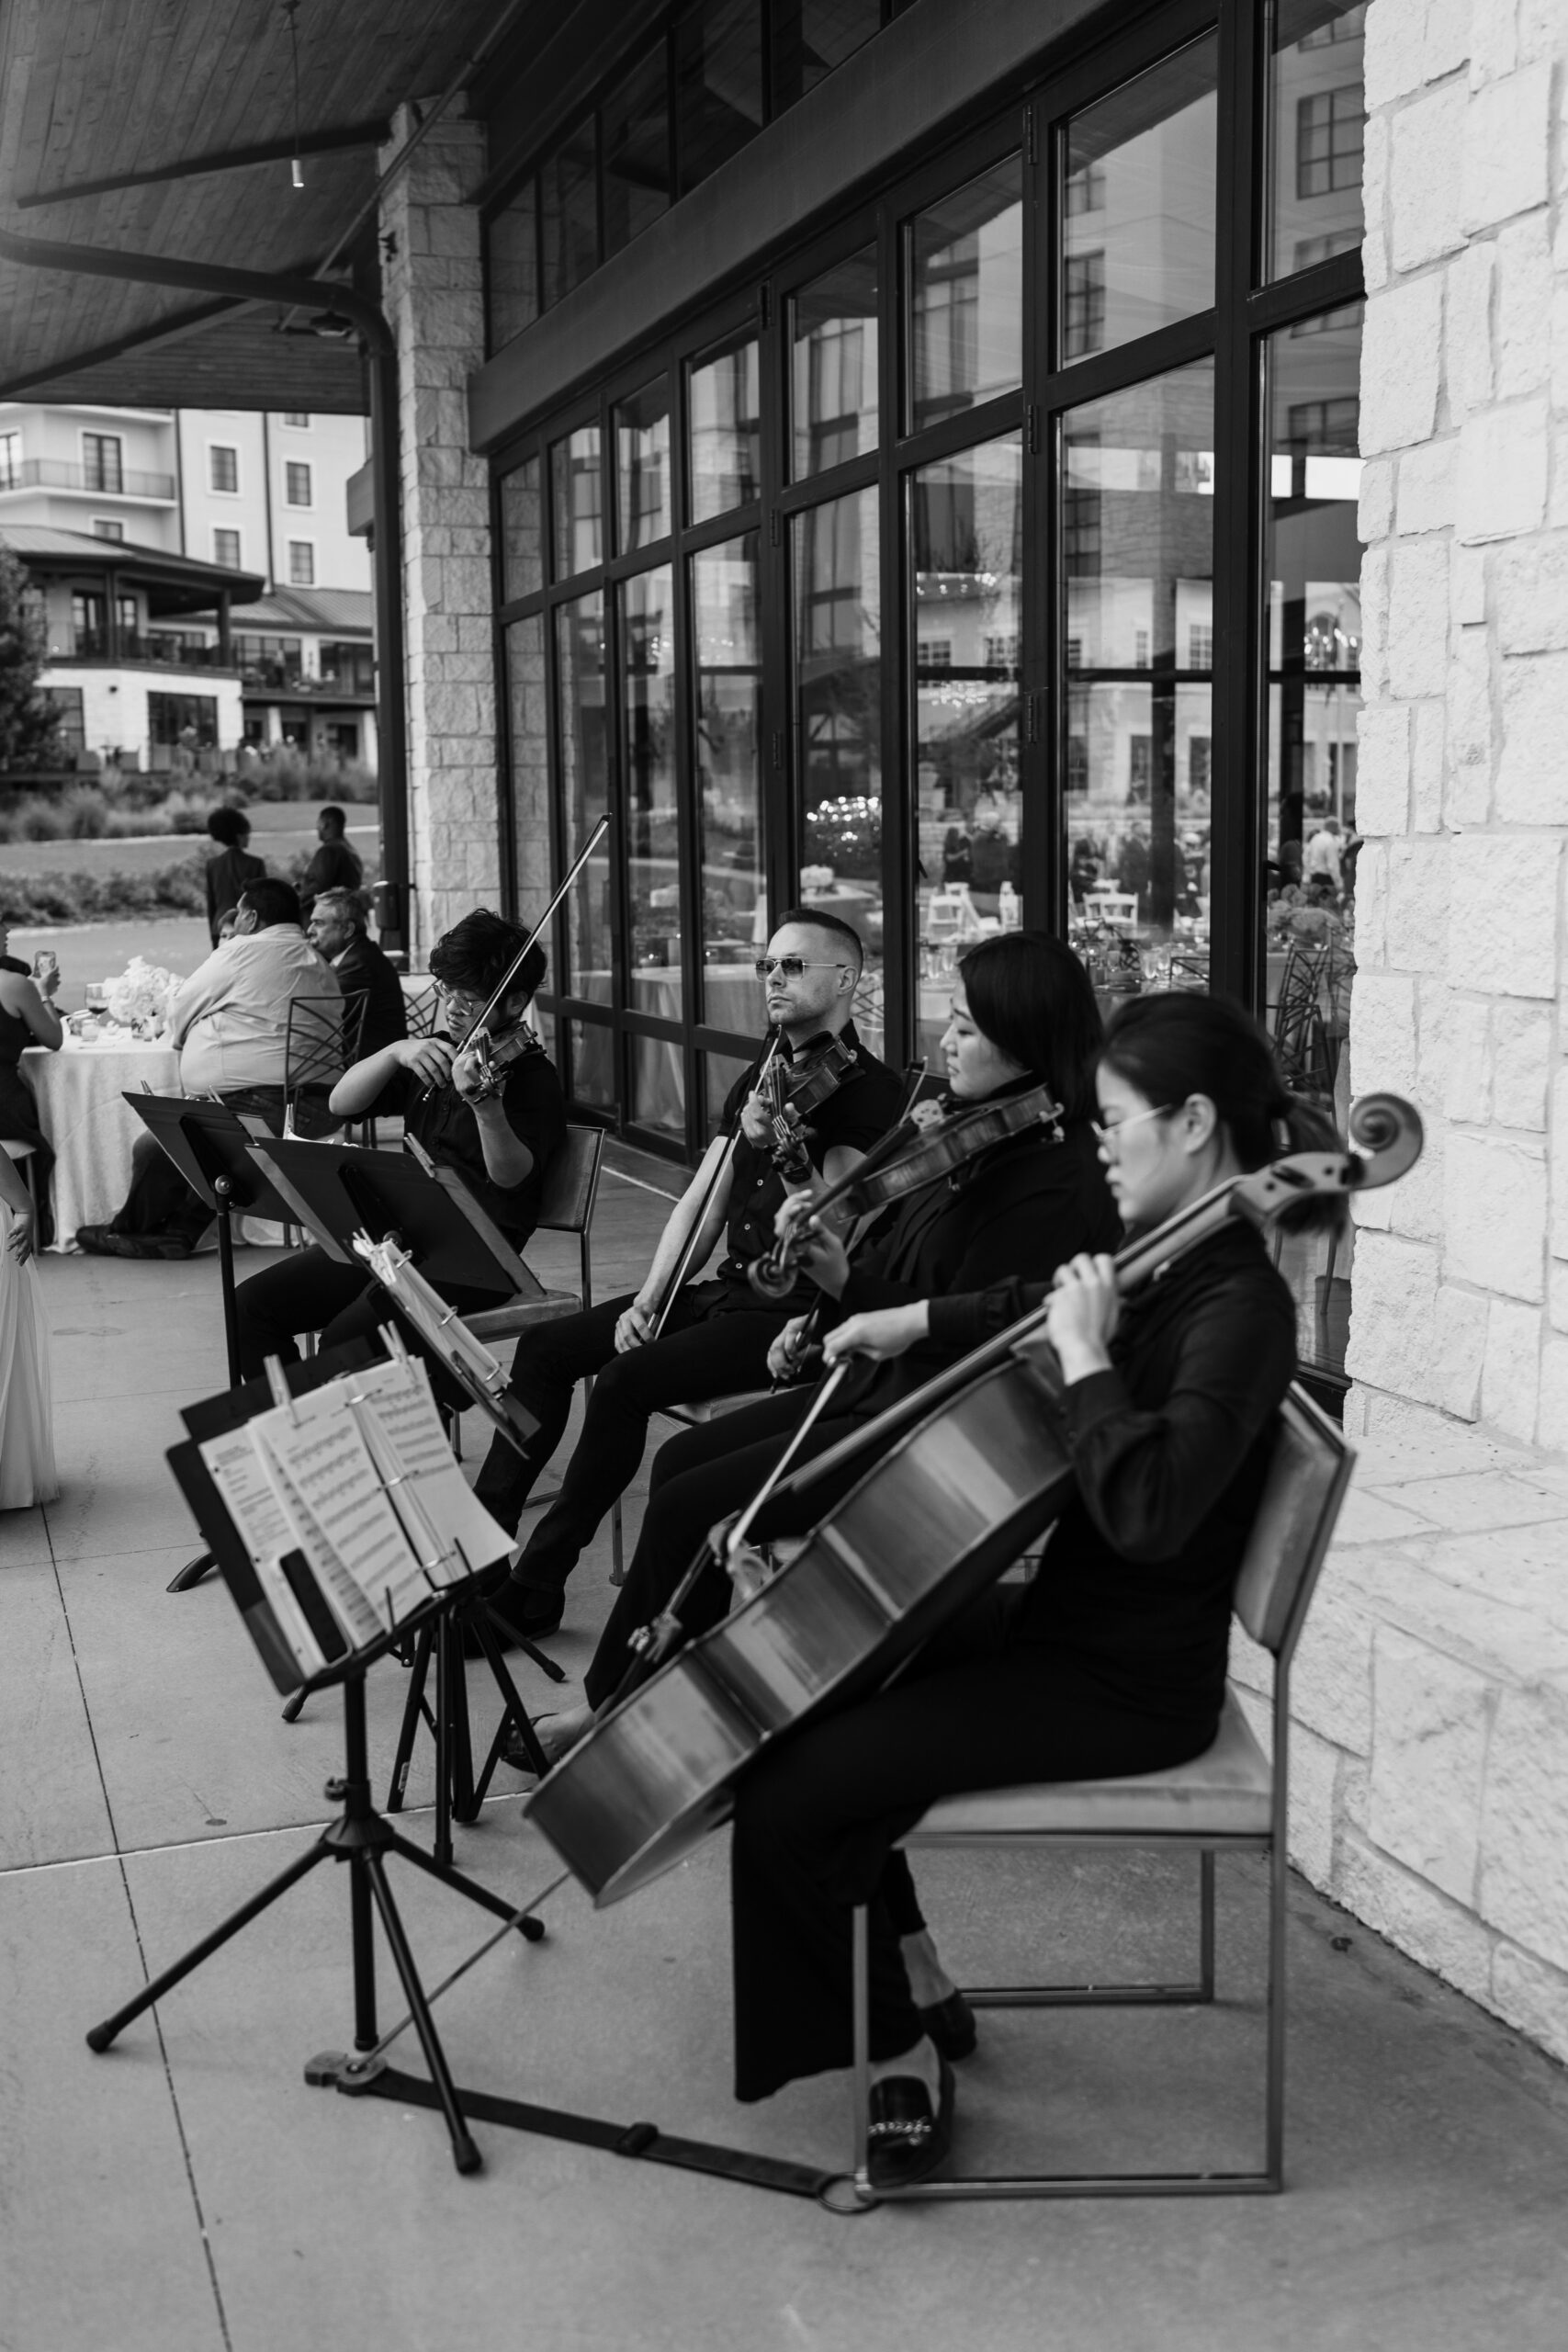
xmin=203 ymin=805 xmax=265 ymax=944
xmin=710 ymin=989 xmax=1321 ymax=2187
xmin=521 ymin=930 xmax=1119 ymax=1760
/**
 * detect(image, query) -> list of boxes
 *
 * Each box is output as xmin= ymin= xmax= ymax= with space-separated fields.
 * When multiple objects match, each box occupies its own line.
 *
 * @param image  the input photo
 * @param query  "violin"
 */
xmin=525 ymin=1091 xmax=1425 ymax=1905
xmin=748 ymin=1080 xmax=1063 ymax=1302
xmin=433 ymin=814 xmax=608 ymax=1103
xmin=755 ymin=1033 xmax=860 ymax=1176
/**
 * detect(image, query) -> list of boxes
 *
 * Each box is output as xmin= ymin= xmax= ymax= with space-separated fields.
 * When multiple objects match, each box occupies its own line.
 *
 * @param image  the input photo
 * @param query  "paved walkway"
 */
xmin=4 ymin=1148 xmax=1566 ymax=2352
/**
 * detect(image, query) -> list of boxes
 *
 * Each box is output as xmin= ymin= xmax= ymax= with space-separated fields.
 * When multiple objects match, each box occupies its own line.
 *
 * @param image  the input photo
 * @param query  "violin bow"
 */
xmin=648 ymin=1029 xmax=784 ymax=1341
xmin=446 ymin=813 xmax=610 ymax=1075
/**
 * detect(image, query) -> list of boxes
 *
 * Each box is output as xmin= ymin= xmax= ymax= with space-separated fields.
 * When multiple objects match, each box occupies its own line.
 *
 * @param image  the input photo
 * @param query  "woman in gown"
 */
xmin=721 ymin=991 xmax=1333 ymax=2188
xmin=0 ymin=1140 xmax=58 ymax=1510
xmin=0 ymin=924 xmax=62 ymax=1250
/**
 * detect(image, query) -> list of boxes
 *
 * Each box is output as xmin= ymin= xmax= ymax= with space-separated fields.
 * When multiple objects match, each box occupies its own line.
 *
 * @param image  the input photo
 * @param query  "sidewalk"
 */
xmin=3 ymin=1146 xmax=1566 ymax=2352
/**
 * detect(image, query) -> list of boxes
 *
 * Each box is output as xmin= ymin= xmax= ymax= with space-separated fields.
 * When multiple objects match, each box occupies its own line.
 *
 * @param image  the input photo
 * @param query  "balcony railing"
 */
xmin=241 ymin=661 xmax=377 ymax=695
xmin=0 ymin=457 xmax=177 ymax=500
xmin=62 ymin=630 xmax=234 ymax=670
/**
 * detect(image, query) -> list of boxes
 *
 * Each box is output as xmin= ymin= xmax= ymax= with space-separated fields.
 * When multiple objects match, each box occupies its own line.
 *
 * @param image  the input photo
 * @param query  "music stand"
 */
xmin=244 ymin=1136 xmax=536 ymax=1295
xmin=126 ymin=1096 xmax=305 ymax=1595
xmin=84 ymin=1339 xmax=547 ymax=2177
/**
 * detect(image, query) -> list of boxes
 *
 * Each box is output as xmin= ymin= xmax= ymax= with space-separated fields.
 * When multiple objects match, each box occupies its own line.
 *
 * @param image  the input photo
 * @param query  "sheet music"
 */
xmin=344 ymin=1355 xmax=513 ymax=1586
xmin=250 ymin=1402 xmax=428 ymax=1639
xmin=198 ymin=1424 xmax=297 ymax=1565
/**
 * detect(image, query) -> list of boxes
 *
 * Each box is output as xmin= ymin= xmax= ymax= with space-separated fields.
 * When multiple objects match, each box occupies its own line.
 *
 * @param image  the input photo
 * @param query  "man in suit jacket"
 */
xmin=306 ymin=886 xmax=408 ymax=1060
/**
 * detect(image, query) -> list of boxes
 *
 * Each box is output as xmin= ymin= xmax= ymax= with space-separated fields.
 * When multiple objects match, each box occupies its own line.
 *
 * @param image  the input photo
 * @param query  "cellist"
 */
xmin=722 ymin=991 xmax=1333 ymax=2189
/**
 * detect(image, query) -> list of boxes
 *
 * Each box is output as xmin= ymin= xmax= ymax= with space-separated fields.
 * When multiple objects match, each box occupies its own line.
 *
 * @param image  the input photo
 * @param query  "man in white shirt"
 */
xmin=1303 ymin=817 xmax=1343 ymax=891
xmin=76 ymin=878 xmax=339 ymax=1258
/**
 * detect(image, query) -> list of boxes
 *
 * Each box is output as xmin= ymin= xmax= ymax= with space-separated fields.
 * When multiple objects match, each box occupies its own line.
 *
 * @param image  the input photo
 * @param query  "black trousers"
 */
xmin=469 ymin=1283 xmax=789 ymax=1598
xmin=583 ymin=1387 xmax=859 ymax=1711
xmin=231 ymin=1242 xmax=504 ymax=1413
xmin=111 ymin=1085 xmax=287 ymax=1240
xmin=730 ymin=1593 xmax=1216 ymax=2102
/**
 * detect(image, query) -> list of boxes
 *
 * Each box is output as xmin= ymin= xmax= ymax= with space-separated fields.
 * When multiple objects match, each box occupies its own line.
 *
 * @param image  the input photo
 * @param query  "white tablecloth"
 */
xmin=25 ymin=1035 xmax=182 ymax=1249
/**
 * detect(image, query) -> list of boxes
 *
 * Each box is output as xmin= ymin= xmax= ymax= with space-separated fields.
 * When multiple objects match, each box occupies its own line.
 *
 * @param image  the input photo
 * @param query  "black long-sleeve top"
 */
xmin=820 ymin=1102 xmax=1120 ymax=1413
xmin=929 ymin=1223 xmax=1298 ymax=1724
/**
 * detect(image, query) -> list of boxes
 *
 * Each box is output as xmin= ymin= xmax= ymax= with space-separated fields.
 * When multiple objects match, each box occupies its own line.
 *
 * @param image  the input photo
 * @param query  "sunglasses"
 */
xmin=753 ymin=957 xmax=851 ymax=981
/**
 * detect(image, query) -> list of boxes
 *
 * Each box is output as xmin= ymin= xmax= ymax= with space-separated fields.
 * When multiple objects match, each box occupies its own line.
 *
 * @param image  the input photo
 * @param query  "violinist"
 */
xmin=231 ymin=908 xmax=566 ymax=1383
xmin=471 ymin=910 xmax=906 ymax=1646
xmin=722 ymin=992 xmax=1329 ymax=2188
xmin=522 ymin=931 xmax=1119 ymax=1756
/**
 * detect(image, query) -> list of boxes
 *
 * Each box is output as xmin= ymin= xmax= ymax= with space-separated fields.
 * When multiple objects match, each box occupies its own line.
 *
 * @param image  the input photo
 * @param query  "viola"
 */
xmin=438 ymin=814 xmax=608 ymax=1104
xmin=749 ymin=1080 xmax=1063 ymax=1301
xmin=525 ymin=1092 xmax=1424 ymax=1905
xmin=756 ymin=1032 xmax=860 ymax=1174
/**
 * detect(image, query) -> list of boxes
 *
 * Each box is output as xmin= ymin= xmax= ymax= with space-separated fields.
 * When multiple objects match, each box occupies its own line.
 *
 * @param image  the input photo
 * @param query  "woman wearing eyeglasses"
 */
xmin=230 ymin=907 xmax=566 ymax=1386
xmin=715 ymin=990 xmax=1331 ymax=2188
xmin=521 ymin=930 xmax=1118 ymax=1756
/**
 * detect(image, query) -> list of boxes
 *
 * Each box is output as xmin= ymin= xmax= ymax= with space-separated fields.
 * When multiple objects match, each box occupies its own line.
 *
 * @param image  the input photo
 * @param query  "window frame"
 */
xmin=286 ymin=537 xmax=316 ymax=586
xmin=208 ymin=441 xmax=241 ymax=496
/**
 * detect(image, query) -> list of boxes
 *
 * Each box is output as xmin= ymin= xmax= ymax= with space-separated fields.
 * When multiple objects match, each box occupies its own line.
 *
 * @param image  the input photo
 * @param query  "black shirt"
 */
xmin=387 ymin=1038 xmax=566 ymax=1244
xmin=334 ymin=933 xmax=409 ymax=1062
xmin=712 ymin=1021 xmax=905 ymax=1312
xmin=204 ymin=845 xmax=266 ymax=942
xmin=930 ymin=1223 xmax=1298 ymax=1724
xmin=301 ymin=839 xmax=364 ymax=909
xmin=825 ymin=1103 xmax=1121 ymax=1412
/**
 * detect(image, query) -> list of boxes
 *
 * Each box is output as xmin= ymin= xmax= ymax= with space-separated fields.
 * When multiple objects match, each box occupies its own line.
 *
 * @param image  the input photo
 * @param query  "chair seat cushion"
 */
xmin=900 ymin=1689 xmax=1271 ymax=1842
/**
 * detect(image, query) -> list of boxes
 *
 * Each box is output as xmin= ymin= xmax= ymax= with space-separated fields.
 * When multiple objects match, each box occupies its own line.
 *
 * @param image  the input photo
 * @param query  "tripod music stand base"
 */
xmin=168 ymin=1549 xmax=217 ymax=1593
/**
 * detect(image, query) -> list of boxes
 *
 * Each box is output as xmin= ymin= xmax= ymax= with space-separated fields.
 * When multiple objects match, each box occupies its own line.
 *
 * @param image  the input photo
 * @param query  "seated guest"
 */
xmin=203 ymin=806 xmax=266 ymax=945
xmin=231 ymin=908 xmax=564 ymax=1383
xmin=0 ymin=923 xmax=62 ymax=1249
xmin=76 ymin=879 xmax=338 ymax=1260
xmin=306 ymin=887 xmax=408 ymax=1061
xmin=470 ymin=910 xmax=906 ymax=1644
xmin=299 ymin=804 xmax=363 ymax=913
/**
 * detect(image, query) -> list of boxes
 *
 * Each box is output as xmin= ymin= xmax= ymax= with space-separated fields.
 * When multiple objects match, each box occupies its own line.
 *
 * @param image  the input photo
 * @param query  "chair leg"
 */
xmin=851 ymin=1902 xmax=874 ymax=2203
xmin=1199 ymin=1849 xmax=1216 ymax=2001
xmin=1264 ymin=1832 xmax=1287 ymax=2190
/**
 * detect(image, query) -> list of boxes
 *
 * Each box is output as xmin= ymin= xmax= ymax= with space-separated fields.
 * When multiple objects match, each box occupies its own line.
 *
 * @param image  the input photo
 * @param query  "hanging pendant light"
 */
xmin=283 ymin=1 xmax=305 ymax=190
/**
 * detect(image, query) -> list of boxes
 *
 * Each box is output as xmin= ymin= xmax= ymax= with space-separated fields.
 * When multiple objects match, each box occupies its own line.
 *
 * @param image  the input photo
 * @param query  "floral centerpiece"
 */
xmin=104 ymin=957 xmax=177 ymax=1037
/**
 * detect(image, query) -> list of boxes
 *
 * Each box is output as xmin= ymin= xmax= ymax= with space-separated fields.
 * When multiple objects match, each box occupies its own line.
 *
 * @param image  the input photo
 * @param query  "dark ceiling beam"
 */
xmin=0 ymin=294 xmax=251 ymax=402
xmin=0 ymin=225 xmax=392 ymax=355
xmin=11 ymin=119 xmax=394 ymax=209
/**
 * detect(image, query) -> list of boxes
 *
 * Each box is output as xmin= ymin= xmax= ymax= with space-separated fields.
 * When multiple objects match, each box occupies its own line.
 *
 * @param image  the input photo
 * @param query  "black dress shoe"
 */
xmin=866 ymin=2054 xmax=955 ymax=2192
xmin=917 ymin=1989 xmax=978 ymax=2062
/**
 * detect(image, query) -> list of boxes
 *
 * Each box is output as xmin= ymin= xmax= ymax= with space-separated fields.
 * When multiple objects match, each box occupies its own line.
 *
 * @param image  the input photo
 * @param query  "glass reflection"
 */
xmin=909 ymin=435 xmax=1022 ymax=1066
xmin=604 ymin=44 xmax=671 ymax=259
xmin=1062 ymin=35 xmax=1218 ymax=365
xmin=487 ymin=183 xmax=538 ymax=351
xmin=615 ymin=378 xmax=671 ymax=552
xmin=792 ymin=246 xmax=878 ymax=477
xmin=621 ymin=567 xmax=682 ymax=1015
xmin=500 ymin=454 xmax=543 ymax=604
xmin=908 ymin=160 xmax=1022 ymax=434
xmin=676 ymin=0 xmax=764 ymax=196
xmin=505 ymin=615 xmax=550 ymax=923
xmin=541 ymin=123 xmax=598 ymax=309
xmin=793 ymin=488 xmax=884 ymax=1053
xmin=773 ymin=0 xmax=881 ymax=108
xmin=1268 ymin=3 xmax=1366 ymax=283
xmin=1262 ymin=305 xmax=1361 ymax=1075
xmin=566 ymin=1016 xmax=617 ymax=1113
xmin=688 ymin=334 xmax=761 ymax=522
xmin=705 ymin=1047 xmax=756 ymax=1141
xmin=555 ymin=592 xmax=611 ymax=989
xmin=551 ymin=424 xmax=603 ymax=579
xmin=692 ymin=534 xmax=765 ymax=1027
xmin=1061 ymin=362 xmax=1215 ymax=998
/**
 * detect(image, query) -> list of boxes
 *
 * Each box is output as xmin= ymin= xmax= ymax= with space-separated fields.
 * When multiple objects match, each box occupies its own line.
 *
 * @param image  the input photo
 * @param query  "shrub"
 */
xmin=0 ymin=853 xmax=206 ymax=926
xmin=238 ymin=749 xmax=378 ymax=803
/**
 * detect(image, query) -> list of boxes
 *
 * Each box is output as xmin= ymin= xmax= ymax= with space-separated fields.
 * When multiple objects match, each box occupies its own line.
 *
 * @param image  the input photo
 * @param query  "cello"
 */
xmin=525 ymin=1092 xmax=1423 ymax=1905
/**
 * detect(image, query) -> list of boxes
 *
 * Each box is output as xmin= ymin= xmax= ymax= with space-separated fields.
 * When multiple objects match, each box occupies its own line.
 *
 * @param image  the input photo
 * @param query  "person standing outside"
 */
xmin=203 ymin=807 xmax=266 ymax=944
xmin=299 ymin=804 xmax=362 ymax=915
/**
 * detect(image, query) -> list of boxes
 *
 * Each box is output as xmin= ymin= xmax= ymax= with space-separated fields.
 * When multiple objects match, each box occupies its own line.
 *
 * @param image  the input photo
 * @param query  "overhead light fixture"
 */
xmin=283 ymin=1 xmax=304 ymax=190
xmin=308 ymin=310 xmax=355 ymax=340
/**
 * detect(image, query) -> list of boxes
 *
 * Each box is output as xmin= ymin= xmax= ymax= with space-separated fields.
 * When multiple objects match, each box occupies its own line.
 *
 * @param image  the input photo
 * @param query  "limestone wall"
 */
xmin=378 ymin=106 xmax=502 ymax=960
xmin=1280 ymin=0 xmax=1568 ymax=2062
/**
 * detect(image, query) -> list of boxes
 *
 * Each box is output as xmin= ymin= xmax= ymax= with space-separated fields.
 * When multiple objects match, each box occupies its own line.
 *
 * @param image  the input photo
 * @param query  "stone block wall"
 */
xmin=378 ymin=105 xmax=502 ymax=959
xmin=1283 ymin=0 xmax=1568 ymax=2063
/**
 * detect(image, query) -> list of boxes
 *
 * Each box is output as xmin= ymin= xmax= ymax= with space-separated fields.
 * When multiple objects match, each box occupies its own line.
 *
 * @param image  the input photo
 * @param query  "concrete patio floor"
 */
xmin=4 ymin=1143 xmax=1567 ymax=2352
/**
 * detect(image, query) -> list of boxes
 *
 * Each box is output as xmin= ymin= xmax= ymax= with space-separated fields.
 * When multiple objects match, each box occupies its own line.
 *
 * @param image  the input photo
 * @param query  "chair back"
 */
xmin=401 ymin=979 xmax=442 ymax=1039
xmin=1271 ymin=940 xmax=1330 ymax=1092
xmin=1085 ymin=889 xmax=1139 ymax=928
xmin=284 ymin=992 xmax=367 ymax=1090
xmin=536 ymin=1124 xmax=604 ymax=1237
xmin=1233 ymin=1382 xmax=1354 ymax=1657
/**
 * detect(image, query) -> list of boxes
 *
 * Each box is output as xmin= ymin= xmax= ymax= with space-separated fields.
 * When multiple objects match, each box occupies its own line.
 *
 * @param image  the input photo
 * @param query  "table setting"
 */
xmin=25 ymin=957 xmax=183 ymax=1250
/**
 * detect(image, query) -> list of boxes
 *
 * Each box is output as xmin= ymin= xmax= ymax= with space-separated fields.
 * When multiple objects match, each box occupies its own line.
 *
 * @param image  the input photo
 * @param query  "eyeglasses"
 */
xmin=1090 ymin=1103 xmax=1172 ymax=1153
xmin=433 ymin=981 xmax=487 ymax=1015
xmin=753 ymin=957 xmax=851 ymax=981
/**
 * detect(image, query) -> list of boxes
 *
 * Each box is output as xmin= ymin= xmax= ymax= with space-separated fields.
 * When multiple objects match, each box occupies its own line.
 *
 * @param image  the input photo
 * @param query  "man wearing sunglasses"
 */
xmin=229 ymin=907 xmax=566 ymax=1384
xmin=472 ymin=909 xmax=905 ymax=1645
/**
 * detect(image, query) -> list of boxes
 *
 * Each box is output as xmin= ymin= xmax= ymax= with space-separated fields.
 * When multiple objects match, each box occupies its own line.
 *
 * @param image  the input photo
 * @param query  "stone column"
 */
xmin=378 ymin=102 xmax=501 ymax=961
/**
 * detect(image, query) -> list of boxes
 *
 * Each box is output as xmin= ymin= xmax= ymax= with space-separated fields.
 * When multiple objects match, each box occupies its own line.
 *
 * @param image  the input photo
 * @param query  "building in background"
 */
xmin=0 ymin=401 xmax=370 ymax=769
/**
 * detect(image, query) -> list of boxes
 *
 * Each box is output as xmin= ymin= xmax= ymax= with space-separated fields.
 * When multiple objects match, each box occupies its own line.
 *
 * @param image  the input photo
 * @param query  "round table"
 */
xmin=24 ymin=1034 xmax=181 ymax=1249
